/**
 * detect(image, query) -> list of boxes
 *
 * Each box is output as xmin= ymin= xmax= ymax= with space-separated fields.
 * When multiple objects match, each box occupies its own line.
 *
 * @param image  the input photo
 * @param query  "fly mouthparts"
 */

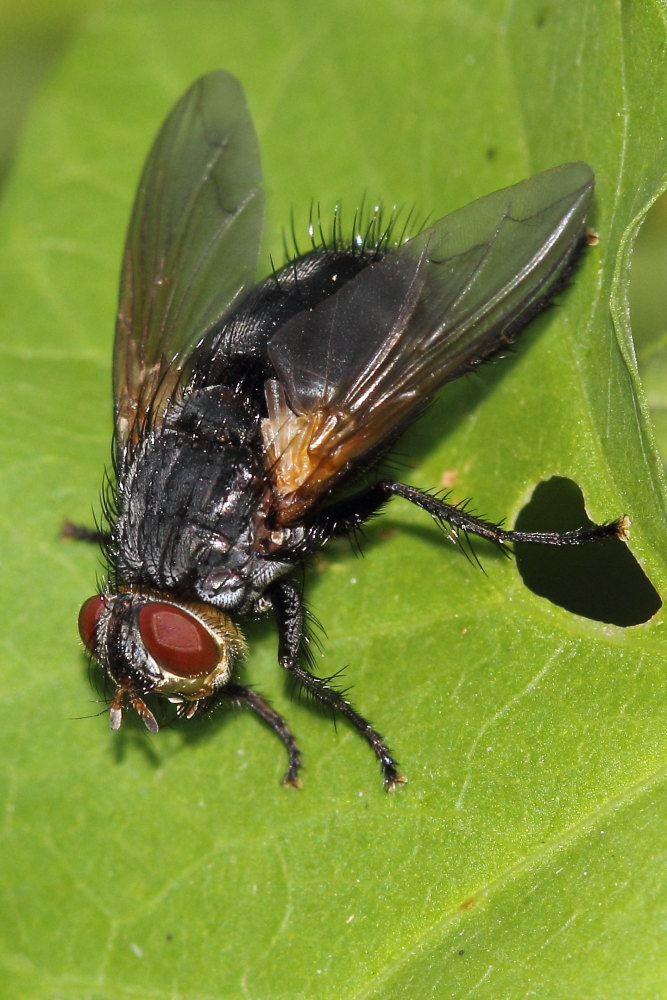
xmin=109 ymin=686 xmax=159 ymax=734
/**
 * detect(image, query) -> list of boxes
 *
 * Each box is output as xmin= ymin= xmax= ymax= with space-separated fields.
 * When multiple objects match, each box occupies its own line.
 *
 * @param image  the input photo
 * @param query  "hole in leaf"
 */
xmin=514 ymin=477 xmax=661 ymax=626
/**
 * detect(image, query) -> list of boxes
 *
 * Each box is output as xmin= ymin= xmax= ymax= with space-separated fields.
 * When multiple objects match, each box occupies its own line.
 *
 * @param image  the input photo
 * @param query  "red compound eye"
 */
xmin=138 ymin=602 xmax=220 ymax=678
xmin=78 ymin=595 xmax=107 ymax=652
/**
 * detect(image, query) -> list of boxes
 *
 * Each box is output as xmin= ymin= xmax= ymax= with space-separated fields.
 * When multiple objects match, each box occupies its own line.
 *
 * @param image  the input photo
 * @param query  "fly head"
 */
xmin=78 ymin=590 xmax=247 ymax=731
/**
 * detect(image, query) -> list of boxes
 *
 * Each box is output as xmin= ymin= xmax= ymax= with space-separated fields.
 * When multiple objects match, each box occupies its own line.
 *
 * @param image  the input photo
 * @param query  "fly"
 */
xmin=72 ymin=71 xmax=627 ymax=789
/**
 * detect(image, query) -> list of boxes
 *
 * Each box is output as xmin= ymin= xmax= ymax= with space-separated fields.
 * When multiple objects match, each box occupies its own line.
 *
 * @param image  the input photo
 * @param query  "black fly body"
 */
xmin=74 ymin=71 xmax=626 ymax=789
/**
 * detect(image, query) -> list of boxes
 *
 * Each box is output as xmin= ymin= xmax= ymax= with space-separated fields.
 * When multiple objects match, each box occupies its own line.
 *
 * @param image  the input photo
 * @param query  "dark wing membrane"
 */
xmin=115 ymin=71 xmax=263 ymax=457
xmin=264 ymin=162 xmax=593 ymax=521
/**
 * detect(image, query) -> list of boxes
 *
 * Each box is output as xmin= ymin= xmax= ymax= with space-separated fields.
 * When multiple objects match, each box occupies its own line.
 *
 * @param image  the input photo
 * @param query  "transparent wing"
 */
xmin=264 ymin=162 xmax=594 ymax=521
xmin=114 ymin=71 xmax=263 ymax=455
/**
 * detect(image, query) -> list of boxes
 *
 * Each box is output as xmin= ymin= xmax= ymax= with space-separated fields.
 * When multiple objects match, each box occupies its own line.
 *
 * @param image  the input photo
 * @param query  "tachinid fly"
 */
xmin=74 ymin=71 xmax=626 ymax=789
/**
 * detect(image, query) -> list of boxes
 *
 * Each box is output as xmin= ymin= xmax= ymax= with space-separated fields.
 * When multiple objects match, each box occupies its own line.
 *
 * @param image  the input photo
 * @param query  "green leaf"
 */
xmin=630 ymin=192 xmax=667 ymax=462
xmin=0 ymin=2 xmax=665 ymax=998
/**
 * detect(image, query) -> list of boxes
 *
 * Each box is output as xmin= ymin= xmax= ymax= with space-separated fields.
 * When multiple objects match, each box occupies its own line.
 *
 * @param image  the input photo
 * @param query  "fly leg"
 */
xmin=268 ymin=578 xmax=406 ymax=791
xmin=302 ymin=480 xmax=627 ymax=550
xmin=379 ymin=482 xmax=628 ymax=548
xmin=197 ymin=683 xmax=302 ymax=787
xmin=61 ymin=521 xmax=112 ymax=545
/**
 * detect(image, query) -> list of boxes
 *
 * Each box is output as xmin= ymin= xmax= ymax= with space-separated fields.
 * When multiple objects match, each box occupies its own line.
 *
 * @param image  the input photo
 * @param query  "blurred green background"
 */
xmin=0 ymin=2 xmax=88 ymax=187
xmin=2 ymin=0 xmax=665 ymax=463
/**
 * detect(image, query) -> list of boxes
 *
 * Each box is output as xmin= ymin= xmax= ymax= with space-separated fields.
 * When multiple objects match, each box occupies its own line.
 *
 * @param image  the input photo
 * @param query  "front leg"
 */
xmin=193 ymin=683 xmax=302 ymax=787
xmin=268 ymin=578 xmax=406 ymax=791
